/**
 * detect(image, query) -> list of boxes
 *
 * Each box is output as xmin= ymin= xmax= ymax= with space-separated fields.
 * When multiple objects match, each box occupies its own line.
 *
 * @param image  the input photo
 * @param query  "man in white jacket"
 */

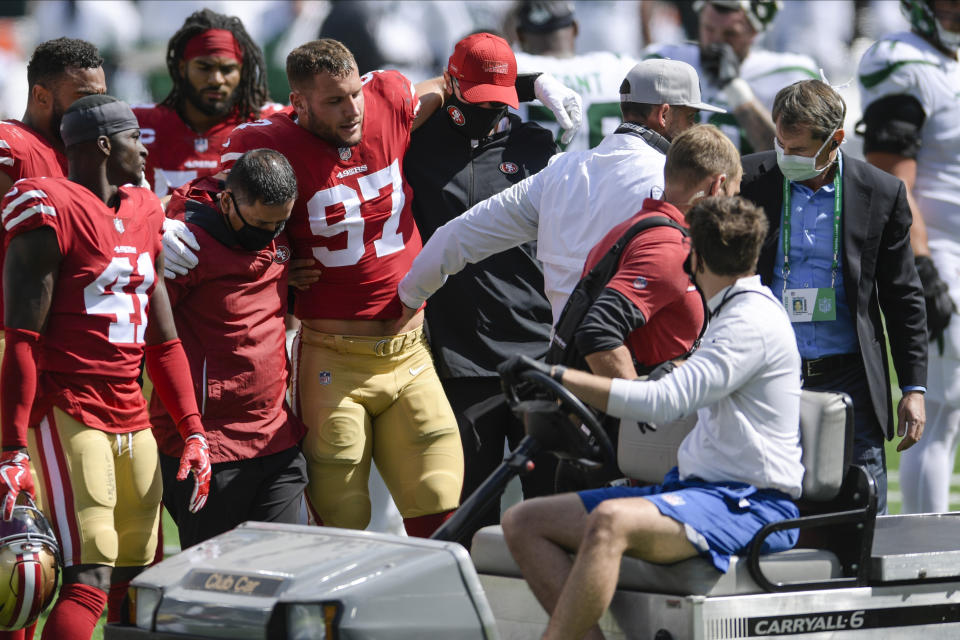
xmin=397 ymin=58 xmax=724 ymax=326
xmin=498 ymin=193 xmax=804 ymax=640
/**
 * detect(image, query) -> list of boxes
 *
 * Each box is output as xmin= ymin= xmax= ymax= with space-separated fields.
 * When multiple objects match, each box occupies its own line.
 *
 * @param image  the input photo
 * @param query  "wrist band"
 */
xmin=723 ymin=78 xmax=755 ymax=111
xmin=551 ymin=364 xmax=567 ymax=384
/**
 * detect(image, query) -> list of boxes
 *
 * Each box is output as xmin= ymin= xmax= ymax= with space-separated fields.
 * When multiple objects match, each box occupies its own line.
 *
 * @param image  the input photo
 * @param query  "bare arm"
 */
xmin=0 ymin=173 xmax=13 ymax=200
xmin=865 ymin=151 xmax=930 ymax=257
xmin=733 ymin=101 xmax=776 ymax=152
xmin=3 ymin=227 xmax=60 ymax=331
xmin=584 ymin=345 xmax=638 ymax=379
xmin=554 ymin=365 xmax=613 ymax=414
xmin=413 ymin=75 xmax=445 ymax=132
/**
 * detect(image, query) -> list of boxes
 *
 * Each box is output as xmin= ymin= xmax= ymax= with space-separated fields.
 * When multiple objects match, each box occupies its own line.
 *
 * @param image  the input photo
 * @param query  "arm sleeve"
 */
xmin=0 ymin=329 xmax=40 ymax=449
xmin=515 ymin=73 xmax=541 ymax=103
xmin=574 ymin=288 xmax=646 ymax=355
xmin=860 ymin=94 xmax=926 ymax=158
xmin=145 ymin=338 xmax=205 ymax=440
xmin=397 ymin=175 xmax=541 ymax=308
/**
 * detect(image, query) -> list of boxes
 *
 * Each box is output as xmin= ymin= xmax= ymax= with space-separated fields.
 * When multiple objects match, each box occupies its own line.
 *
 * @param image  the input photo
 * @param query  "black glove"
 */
xmin=915 ymin=255 xmax=956 ymax=349
xmin=700 ymin=42 xmax=741 ymax=88
xmin=498 ymin=354 xmax=553 ymax=389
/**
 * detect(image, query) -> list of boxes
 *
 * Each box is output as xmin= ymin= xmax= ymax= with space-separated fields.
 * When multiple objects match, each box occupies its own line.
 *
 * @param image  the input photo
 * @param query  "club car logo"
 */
xmin=448 ymin=105 xmax=465 ymax=126
xmin=499 ymin=161 xmax=519 ymax=175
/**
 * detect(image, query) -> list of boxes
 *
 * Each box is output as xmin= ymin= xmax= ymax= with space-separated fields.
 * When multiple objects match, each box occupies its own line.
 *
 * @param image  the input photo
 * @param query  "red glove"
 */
xmin=0 ymin=450 xmax=34 ymax=521
xmin=177 ymin=434 xmax=210 ymax=513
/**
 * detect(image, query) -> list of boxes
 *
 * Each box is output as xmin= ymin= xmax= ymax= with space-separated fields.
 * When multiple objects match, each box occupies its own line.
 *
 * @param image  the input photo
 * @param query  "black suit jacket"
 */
xmin=741 ymin=151 xmax=927 ymax=438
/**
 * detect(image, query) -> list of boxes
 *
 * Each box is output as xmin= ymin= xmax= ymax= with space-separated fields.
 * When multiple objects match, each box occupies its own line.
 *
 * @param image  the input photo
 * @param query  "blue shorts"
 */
xmin=578 ymin=467 xmax=799 ymax=573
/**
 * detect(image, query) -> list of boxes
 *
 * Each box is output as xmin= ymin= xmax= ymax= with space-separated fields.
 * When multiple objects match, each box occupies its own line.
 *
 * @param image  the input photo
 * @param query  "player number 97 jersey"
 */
xmin=218 ymin=69 xmax=421 ymax=320
xmin=1 ymin=177 xmax=164 ymax=380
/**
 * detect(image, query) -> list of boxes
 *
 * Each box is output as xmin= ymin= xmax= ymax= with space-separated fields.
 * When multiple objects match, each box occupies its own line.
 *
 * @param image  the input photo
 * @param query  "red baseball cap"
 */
xmin=447 ymin=33 xmax=518 ymax=109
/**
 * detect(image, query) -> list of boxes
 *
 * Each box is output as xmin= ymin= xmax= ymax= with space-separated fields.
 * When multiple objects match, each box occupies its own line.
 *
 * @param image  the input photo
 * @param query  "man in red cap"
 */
xmin=133 ymin=8 xmax=282 ymax=199
xmin=404 ymin=32 xmax=558 ymax=545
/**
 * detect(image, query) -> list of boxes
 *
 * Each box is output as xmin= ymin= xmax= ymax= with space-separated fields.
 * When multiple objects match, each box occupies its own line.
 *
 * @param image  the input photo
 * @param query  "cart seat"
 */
xmin=472 ymin=389 xmax=855 ymax=596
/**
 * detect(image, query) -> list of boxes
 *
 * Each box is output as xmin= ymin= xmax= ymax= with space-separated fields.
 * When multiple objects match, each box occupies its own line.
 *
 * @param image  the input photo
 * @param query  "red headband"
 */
xmin=183 ymin=29 xmax=243 ymax=62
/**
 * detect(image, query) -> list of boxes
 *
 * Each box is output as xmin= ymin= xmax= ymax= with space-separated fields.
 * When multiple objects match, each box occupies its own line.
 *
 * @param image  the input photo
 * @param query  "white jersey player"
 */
xmin=644 ymin=0 xmax=816 ymax=154
xmin=643 ymin=42 xmax=815 ymax=153
xmin=515 ymin=49 xmax=636 ymax=151
xmin=858 ymin=0 xmax=960 ymax=514
xmin=511 ymin=1 xmax=636 ymax=151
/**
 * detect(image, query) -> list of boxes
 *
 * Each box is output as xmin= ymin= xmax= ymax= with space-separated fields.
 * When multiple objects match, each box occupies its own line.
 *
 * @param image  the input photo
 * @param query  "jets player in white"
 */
xmin=859 ymin=0 xmax=960 ymax=514
xmin=644 ymin=0 xmax=817 ymax=154
xmin=513 ymin=1 xmax=637 ymax=151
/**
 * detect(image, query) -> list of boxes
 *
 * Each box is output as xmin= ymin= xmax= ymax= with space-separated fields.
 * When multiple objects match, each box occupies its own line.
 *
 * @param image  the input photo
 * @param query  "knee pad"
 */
xmin=307 ymin=487 xmax=371 ymax=530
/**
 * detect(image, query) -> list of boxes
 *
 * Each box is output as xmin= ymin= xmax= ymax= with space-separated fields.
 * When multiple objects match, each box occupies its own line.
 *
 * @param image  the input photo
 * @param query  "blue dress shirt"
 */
xmin=770 ymin=156 xmax=859 ymax=360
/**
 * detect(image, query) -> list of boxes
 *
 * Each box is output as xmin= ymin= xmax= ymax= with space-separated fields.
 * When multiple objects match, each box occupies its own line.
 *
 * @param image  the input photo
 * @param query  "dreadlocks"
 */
xmin=161 ymin=8 xmax=268 ymax=121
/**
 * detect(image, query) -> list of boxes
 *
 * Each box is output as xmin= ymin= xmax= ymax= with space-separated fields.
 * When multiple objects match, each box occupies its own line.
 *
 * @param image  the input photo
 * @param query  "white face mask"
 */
xmin=774 ymin=126 xmax=839 ymax=182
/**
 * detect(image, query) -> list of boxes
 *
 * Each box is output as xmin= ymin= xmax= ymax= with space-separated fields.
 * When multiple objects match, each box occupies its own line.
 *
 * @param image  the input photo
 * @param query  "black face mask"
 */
xmin=227 ymin=192 xmax=285 ymax=251
xmin=445 ymin=94 xmax=507 ymax=139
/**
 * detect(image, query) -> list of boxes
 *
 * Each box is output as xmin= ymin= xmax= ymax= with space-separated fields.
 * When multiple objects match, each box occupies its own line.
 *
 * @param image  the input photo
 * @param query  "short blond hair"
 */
xmin=286 ymin=39 xmax=356 ymax=89
xmin=664 ymin=124 xmax=741 ymax=190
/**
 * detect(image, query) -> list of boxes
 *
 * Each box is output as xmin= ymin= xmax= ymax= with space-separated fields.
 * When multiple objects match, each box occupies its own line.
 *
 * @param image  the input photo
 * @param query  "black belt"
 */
xmin=801 ymin=353 xmax=860 ymax=379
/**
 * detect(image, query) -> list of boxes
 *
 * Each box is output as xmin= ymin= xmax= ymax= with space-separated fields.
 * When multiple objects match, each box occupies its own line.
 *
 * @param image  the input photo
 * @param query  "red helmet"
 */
xmin=0 ymin=502 xmax=60 ymax=630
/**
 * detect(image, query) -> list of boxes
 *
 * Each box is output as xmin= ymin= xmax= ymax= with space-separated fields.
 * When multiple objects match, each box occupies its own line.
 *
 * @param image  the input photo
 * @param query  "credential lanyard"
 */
xmin=781 ymin=171 xmax=842 ymax=287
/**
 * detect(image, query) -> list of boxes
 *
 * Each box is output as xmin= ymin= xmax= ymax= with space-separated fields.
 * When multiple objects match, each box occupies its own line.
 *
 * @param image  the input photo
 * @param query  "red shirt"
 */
xmin=0 ymin=119 xmax=68 ymax=330
xmin=218 ymin=70 xmax=421 ymax=320
xmin=2 ymin=178 xmax=164 ymax=432
xmin=582 ymin=198 xmax=704 ymax=368
xmin=151 ymin=179 xmax=305 ymax=461
xmin=133 ymin=103 xmax=286 ymax=197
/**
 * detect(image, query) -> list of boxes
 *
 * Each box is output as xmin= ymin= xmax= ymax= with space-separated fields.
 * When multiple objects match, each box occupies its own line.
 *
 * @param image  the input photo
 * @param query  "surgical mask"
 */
xmin=228 ymin=192 xmax=285 ymax=252
xmin=774 ymin=127 xmax=839 ymax=182
xmin=445 ymin=94 xmax=507 ymax=140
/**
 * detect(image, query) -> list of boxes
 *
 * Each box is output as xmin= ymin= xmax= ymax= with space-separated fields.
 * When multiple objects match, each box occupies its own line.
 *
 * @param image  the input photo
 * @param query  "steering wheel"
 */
xmin=502 ymin=369 xmax=617 ymax=470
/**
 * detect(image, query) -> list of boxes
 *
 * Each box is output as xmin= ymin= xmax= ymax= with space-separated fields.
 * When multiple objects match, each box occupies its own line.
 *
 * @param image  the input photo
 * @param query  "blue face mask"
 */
xmin=774 ymin=126 xmax=839 ymax=182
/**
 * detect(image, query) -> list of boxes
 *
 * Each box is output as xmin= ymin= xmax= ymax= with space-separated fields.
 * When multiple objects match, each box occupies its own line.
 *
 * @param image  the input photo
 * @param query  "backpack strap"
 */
xmin=547 ymin=215 xmax=688 ymax=366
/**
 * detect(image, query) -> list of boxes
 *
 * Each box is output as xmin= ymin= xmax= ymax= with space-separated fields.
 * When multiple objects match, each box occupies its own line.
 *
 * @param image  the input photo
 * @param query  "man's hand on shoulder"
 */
xmin=896 ymin=390 xmax=926 ymax=452
xmin=162 ymin=218 xmax=200 ymax=279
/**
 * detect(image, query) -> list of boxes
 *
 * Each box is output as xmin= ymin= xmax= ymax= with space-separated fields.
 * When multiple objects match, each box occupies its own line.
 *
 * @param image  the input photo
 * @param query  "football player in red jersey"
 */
xmin=0 ymin=95 xmax=211 ymax=640
xmin=0 ymin=37 xmax=104 ymax=640
xmin=133 ymin=8 xmax=282 ymax=198
xmin=215 ymin=39 xmax=461 ymax=538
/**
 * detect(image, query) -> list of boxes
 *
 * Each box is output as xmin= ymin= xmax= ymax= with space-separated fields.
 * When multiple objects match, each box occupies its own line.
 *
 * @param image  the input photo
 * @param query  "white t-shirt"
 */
xmin=857 ymin=30 xmax=960 ymax=243
xmin=514 ymin=50 xmax=638 ymax=152
xmin=398 ymin=130 xmax=665 ymax=324
xmin=607 ymin=275 xmax=804 ymax=497
xmin=643 ymin=42 xmax=818 ymax=153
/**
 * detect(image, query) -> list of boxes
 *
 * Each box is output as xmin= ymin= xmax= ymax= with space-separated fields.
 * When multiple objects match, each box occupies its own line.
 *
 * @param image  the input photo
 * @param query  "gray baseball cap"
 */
xmin=619 ymin=59 xmax=726 ymax=114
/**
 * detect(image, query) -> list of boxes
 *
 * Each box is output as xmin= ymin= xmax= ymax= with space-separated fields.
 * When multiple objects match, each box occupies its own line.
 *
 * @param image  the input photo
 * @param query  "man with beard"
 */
xmin=134 ymin=8 xmax=281 ymax=198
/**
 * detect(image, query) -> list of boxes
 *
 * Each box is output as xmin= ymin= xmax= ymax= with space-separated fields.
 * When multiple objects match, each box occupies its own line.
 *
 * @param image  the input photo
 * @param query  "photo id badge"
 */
xmin=783 ymin=288 xmax=837 ymax=323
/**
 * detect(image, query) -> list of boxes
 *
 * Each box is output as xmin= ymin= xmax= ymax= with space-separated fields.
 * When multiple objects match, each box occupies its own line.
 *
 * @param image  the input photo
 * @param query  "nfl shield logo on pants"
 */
xmin=318 ymin=371 xmax=332 ymax=385
xmin=194 ymin=138 xmax=208 ymax=153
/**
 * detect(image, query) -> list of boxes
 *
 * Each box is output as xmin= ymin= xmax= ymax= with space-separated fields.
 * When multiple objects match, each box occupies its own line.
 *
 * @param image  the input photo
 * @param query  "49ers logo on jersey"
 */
xmin=499 ymin=162 xmax=519 ymax=175
xmin=274 ymin=245 xmax=290 ymax=264
xmin=447 ymin=105 xmax=465 ymax=126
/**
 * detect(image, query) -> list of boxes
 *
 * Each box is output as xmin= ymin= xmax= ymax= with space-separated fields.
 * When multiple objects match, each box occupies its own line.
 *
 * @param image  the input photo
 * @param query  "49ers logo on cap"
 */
xmin=499 ymin=162 xmax=519 ymax=175
xmin=447 ymin=105 xmax=465 ymax=126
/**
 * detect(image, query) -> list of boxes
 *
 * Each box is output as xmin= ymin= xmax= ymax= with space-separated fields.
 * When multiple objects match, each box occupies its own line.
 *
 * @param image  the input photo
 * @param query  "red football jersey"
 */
xmin=582 ymin=199 xmax=704 ymax=369
xmin=2 ymin=178 xmax=164 ymax=432
xmin=0 ymin=119 xmax=68 ymax=330
xmin=152 ymin=177 xmax=305 ymax=462
xmin=134 ymin=103 xmax=287 ymax=197
xmin=218 ymin=70 xmax=420 ymax=320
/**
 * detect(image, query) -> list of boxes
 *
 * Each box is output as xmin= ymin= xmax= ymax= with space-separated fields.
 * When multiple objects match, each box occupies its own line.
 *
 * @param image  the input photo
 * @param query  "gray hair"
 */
xmin=772 ymin=80 xmax=846 ymax=142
